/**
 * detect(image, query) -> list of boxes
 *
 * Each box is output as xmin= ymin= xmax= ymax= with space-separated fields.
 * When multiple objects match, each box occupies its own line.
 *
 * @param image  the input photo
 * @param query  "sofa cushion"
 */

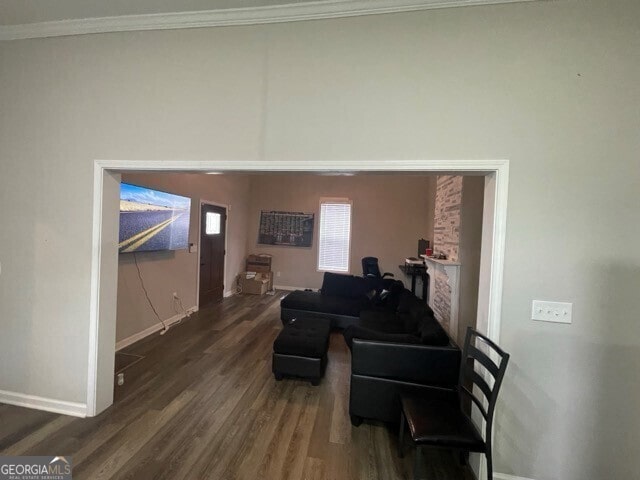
xmin=281 ymin=290 xmax=370 ymax=318
xmin=321 ymin=272 xmax=373 ymax=299
xmin=345 ymin=314 xmax=449 ymax=348
xmin=419 ymin=315 xmax=450 ymax=346
xmin=396 ymin=290 xmax=416 ymax=313
xmin=400 ymin=312 xmax=421 ymax=334
xmin=397 ymin=290 xmax=435 ymax=317
xmin=396 ymin=291 xmax=436 ymax=335
xmin=343 ymin=325 xmax=421 ymax=349
xmin=356 ymin=316 xmax=408 ymax=334
xmin=359 ymin=309 xmax=402 ymax=325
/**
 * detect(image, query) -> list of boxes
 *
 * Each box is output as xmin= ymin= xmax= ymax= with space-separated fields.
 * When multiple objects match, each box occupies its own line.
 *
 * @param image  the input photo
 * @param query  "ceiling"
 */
xmin=0 ymin=0 xmax=538 ymax=40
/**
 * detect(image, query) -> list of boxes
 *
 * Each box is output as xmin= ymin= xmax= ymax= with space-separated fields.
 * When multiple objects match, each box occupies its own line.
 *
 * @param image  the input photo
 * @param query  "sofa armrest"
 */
xmin=351 ymin=338 xmax=460 ymax=386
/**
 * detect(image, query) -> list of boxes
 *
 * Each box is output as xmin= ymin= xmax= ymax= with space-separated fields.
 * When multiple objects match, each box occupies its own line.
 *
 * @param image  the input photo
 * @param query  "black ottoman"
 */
xmin=272 ymin=316 xmax=331 ymax=386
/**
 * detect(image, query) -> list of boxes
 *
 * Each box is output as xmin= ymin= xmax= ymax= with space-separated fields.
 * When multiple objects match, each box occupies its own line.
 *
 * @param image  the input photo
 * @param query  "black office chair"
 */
xmin=398 ymin=327 xmax=510 ymax=480
xmin=361 ymin=256 xmax=395 ymax=291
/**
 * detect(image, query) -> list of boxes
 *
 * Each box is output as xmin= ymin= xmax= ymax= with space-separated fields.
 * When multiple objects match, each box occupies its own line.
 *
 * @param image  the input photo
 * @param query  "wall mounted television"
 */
xmin=119 ymin=183 xmax=191 ymax=253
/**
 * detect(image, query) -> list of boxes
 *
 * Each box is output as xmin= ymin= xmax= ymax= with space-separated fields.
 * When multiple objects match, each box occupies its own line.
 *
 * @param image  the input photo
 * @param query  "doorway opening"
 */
xmin=88 ymin=160 xmax=509 ymax=420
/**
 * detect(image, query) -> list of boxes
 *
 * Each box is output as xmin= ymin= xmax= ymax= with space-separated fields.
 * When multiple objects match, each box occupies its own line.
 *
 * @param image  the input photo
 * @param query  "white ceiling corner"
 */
xmin=0 ymin=0 xmax=539 ymax=41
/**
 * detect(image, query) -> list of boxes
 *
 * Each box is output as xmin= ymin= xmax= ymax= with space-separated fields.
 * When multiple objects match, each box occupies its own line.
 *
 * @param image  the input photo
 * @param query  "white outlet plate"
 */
xmin=532 ymin=300 xmax=572 ymax=324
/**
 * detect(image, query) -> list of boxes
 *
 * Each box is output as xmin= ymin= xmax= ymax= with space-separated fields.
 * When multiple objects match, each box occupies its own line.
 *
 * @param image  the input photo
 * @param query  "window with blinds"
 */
xmin=318 ymin=199 xmax=352 ymax=273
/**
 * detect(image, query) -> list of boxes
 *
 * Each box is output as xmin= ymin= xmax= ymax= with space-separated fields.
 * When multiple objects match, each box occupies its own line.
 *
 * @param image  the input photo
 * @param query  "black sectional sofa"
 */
xmin=280 ymin=272 xmax=377 ymax=329
xmin=279 ymin=272 xmax=461 ymax=425
xmin=345 ymin=290 xmax=461 ymax=425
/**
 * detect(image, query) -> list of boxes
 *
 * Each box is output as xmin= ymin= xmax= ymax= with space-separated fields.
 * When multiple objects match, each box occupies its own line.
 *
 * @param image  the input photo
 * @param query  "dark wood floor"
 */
xmin=0 ymin=292 xmax=474 ymax=479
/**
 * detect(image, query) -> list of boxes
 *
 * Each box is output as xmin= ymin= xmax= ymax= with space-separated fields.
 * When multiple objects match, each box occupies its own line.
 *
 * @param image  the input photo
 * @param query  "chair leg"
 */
xmin=413 ymin=445 xmax=421 ymax=480
xmin=398 ymin=410 xmax=405 ymax=458
xmin=486 ymin=447 xmax=493 ymax=480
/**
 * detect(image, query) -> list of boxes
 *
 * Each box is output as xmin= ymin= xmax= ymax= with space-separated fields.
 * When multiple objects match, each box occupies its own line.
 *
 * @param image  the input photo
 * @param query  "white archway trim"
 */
xmin=87 ymin=158 xmax=509 ymax=418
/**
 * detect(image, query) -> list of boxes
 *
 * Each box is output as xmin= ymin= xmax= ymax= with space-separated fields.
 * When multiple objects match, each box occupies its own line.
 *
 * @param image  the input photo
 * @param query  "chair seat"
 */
xmin=401 ymin=391 xmax=486 ymax=451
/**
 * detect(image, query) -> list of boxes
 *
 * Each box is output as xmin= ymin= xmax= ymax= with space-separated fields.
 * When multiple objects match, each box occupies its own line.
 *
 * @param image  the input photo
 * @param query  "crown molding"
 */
xmin=0 ymin=0 xmax=536 ymax=41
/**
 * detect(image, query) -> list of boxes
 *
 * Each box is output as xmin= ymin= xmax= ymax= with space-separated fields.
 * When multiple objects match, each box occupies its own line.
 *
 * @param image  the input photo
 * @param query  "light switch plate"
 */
xmin=532 ymin=300 xmax=572 ymax=324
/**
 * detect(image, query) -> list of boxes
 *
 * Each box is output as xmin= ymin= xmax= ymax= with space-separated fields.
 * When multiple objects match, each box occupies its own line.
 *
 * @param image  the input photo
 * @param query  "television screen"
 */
xmin=119 ymin=183 xmax=191 ymax=253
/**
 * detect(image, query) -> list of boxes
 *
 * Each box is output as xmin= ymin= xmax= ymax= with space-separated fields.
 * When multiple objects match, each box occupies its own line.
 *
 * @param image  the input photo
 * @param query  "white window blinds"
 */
xmin=318 ymin=199 xmax=352 ymax=273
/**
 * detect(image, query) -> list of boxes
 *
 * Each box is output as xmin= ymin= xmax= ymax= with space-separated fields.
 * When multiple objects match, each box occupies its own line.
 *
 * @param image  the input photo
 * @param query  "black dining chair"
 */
xmin=398 ymin=327 xmax=510 ymax=480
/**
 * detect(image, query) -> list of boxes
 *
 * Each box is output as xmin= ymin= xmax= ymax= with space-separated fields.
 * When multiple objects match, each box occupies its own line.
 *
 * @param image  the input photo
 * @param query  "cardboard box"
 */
xmin=239 ymin=271 xmax=273 ymax=295
xmin=246 ymin=254 xmax=272 ymax=273
xmin=265 ymin=271 xmax=274 ymax=291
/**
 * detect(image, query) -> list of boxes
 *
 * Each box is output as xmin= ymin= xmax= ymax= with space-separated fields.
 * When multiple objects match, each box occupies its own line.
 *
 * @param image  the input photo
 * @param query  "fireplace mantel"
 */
xmin=421 ymin=256 xmax=461 ymax=342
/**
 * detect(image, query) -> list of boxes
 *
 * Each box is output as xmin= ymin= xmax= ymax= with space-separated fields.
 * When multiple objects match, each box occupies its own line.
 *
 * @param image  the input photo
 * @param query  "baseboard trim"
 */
xmin=224 ymin=289 xmax=236 ymax=298
xmin=115 ymin=306 xmax=198 ymax=351
xmin=0 ymin=389 xmax=87 ymax=417
xmin=273 ymin=284 xmax=312 ymax=291
xmin=495 ymin=474 xmax=536 ymax=480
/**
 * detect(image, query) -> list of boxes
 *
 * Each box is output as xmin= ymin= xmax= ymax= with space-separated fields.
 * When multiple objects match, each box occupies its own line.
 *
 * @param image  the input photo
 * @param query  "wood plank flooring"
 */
xmin=0 ymin=292 xmax=475 ymax=479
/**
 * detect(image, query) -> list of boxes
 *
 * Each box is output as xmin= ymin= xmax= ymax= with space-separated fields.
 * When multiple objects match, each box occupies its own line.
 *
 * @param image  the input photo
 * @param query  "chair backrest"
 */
xmin=361 ymin=257 xmax=381 ymax=278
xmin=458 ymin=327 xmax=510 ymax=440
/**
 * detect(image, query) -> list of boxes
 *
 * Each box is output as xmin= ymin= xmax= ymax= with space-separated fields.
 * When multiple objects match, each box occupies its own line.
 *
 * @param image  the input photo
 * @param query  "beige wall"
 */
xmin=458 ymin=176 xmax=484 ymax=342
xmin=245 ymin=174 xmax=435 ymax=289
xmin=116 ymin=173 xmax=250 ymax=342
xmin=0 ymin=1 xmax=639 ymax=478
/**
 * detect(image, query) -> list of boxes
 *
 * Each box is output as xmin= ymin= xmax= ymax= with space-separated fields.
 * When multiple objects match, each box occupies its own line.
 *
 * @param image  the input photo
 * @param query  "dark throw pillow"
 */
xmin=377 ymin=280 xmax=406 ymax=309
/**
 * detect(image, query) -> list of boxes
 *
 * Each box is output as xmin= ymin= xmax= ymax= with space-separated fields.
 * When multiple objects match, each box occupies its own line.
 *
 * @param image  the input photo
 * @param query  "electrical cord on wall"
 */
xmin=172 ymin=294 xmax=191 ymax=322
xmin=169 ymin=296 xmax=184 ymax=329
xmin=133 ymin=252 xmax=167 ymax=334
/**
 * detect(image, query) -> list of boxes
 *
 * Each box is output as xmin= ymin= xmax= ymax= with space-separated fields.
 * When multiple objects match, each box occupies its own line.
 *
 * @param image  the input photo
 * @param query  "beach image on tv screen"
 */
xmin=118 ymin=183 xmax=191 ymax=253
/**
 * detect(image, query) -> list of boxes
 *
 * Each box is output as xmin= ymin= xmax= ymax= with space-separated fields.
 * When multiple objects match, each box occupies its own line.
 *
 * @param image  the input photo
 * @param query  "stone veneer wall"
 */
xmin=431 ymin=175 xmax=463 ymax=330
xmin=433 ymin=175 xmax=463 ymax=261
